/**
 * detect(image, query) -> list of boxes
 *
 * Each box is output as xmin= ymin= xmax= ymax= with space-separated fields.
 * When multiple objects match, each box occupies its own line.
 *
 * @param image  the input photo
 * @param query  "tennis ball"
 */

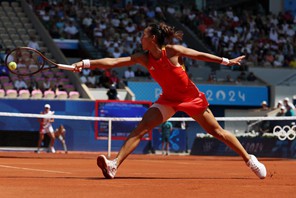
xmin=8 ymin=62 xmax=17 ymax=70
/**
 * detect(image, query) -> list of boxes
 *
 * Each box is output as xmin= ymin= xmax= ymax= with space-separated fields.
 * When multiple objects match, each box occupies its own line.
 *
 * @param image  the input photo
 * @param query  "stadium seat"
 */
xmin=18 ymin=89 xmax=30 ymax=98
xmin=0 ymin=89 xmax=5 ymax=97
xmin=69 ymin=91 xmax=80 ymax=99
xmin=31 ymin=89 xmax=43 ymax=99
xmin=56 ymin=91 xmax=68 ymax=99
xmin=43 ymin=90 xmax=55 ymax=99
xmin=6 ymin=89 xmax=17 ymax=98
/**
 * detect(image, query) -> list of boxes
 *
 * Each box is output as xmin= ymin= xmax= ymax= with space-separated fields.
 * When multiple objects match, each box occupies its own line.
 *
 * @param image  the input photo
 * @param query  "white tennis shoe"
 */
xmin=246 ymin=155 xmax=266 ymax=179
xmin=97 ymin=155 xmax=117 ymax=179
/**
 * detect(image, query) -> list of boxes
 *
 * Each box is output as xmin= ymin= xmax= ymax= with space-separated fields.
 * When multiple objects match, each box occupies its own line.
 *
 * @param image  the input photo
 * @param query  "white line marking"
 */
xmin=0 ymin=164 xmax=72 ymax=174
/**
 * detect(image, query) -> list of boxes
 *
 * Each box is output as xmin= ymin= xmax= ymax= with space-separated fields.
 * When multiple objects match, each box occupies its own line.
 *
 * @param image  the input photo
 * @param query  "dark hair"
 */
xmin=148 ymin=22 xmax=183 ymax=46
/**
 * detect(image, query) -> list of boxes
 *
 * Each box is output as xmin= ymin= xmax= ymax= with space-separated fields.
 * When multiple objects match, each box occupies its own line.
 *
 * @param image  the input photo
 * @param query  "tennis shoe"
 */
xmin=246 ymin=155 xmax=266 ymax=179
xmin=97 ymin=155 xmax=117 ymax=179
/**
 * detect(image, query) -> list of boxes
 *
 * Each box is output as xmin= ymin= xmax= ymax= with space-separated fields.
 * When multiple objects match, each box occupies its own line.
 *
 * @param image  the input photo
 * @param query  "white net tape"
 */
xmin=0 ymin=112 xmax=295 ymax=121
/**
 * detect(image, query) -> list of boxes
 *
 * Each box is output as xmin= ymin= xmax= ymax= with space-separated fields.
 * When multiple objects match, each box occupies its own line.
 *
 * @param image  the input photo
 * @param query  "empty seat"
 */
xmin=0 ymin=89 xmax=5 ymax=97
xmin=6 ymin=89 xmax=17 ymax=98
xmin=31 ymin=89 xmax=43 ymax=99
xmin=18 ymin=89 xmax=30 ymax=98
xmin=56 ymin=91 xmax=68 ymax=99
xmin=43 ymin=90 xmax=55 ymax=99
xmin=69 ymin=91 xmax=80 ymax=99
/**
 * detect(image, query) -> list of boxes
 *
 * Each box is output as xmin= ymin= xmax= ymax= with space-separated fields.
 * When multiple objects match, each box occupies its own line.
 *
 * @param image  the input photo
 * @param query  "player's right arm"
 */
xmin=73 ymin=53 xmax=148 ymax=70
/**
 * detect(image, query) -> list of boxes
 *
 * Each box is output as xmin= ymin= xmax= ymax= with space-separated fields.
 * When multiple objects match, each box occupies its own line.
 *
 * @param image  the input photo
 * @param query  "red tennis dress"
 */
xmin=148 ymin=48 xmax=209 ymax=116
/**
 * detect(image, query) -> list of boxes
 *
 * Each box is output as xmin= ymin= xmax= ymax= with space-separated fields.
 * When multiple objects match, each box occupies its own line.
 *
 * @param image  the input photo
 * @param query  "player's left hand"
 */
xmin=228 ymin=55 xmax=245 ymax=66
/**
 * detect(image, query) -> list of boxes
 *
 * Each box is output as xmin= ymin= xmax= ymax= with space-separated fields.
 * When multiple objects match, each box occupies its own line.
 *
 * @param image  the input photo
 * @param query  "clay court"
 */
xmin=0 ymin=152 xmax=295 ymax=198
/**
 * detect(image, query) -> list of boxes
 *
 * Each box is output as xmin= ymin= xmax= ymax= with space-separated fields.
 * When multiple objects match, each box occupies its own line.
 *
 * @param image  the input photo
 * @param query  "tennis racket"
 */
xmin=4 ymin=47 xmax=76 ymax=76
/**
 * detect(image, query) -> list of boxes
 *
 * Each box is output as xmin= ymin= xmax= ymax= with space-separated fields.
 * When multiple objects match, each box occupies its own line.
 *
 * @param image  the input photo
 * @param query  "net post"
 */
xmin=107 ymin=119 xmax=112 ymax=158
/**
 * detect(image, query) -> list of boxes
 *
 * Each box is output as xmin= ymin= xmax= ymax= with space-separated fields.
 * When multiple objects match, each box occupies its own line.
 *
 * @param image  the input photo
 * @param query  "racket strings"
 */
xmin=7 ymin=48 xmax=45 ymax=75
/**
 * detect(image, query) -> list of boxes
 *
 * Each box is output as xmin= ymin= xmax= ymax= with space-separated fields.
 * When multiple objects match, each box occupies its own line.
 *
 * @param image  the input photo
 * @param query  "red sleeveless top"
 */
xmin=147 ymin=48 xmax=209 ymax=116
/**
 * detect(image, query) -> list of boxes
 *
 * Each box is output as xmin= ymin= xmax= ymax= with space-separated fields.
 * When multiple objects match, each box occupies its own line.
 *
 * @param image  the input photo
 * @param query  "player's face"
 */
xmin=141 ymin=28 xmax=152 ymax=50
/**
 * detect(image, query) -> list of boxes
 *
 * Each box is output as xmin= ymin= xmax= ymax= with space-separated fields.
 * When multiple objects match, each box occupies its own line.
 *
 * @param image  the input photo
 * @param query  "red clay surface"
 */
xmin=0 ymin=151 xmax=295 ymax=198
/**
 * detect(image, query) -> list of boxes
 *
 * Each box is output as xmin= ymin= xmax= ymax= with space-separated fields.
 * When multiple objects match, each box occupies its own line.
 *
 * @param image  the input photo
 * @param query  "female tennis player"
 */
xmin=73 ymin=22 xmax=266 ymax=179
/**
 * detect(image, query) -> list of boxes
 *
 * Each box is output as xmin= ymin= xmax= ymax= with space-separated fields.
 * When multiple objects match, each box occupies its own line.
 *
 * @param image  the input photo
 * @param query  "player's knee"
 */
xmin=209 ymin=128 xmax=227 ymax=140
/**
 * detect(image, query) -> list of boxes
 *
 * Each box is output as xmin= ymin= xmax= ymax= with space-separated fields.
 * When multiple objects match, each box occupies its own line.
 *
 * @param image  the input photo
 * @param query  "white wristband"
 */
xmin=221 ymin=57 xmax=230 ymax=65
xmin=82 ymin=59 xmax=91 ymax=68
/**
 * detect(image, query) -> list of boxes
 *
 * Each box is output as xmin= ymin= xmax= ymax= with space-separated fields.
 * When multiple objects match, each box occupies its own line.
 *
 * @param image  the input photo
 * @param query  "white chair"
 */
xmin=0 ymin=89 xmax=5 ymax=97
xmin=31 ymin=89 xmax=43 ymax=99
xmin=69 ymin=91 xmax=80 ymax=99
xmin=56 ymin=91 xmax=68 ymax=99
xmin=43 ymin=90 xmax=55 ymax=99
xmin=18 ymin=89 xmax=30 ymax=98
xmin=6 ymin=89 xmax=17 ymax=98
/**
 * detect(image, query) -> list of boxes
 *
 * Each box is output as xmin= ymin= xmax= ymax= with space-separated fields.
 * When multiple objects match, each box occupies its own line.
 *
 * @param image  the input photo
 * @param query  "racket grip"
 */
xmin=57 ymin=64 xmax=75 ymax=71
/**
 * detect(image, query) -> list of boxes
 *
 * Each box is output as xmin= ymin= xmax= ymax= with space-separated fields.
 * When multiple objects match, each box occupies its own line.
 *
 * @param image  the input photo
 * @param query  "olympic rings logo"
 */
xmin=273 ymin=125 xmax=296 ymax=141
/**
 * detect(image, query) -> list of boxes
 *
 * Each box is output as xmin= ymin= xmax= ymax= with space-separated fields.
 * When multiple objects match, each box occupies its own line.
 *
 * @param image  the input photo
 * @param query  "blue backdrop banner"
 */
xmin=128 ymin=82 xmax=268 ymax=106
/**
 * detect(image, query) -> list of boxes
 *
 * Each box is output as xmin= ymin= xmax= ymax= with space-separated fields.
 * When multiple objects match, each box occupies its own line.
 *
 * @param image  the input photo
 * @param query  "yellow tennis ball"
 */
xmin=8 ymin=62 xmax=17 ymax=70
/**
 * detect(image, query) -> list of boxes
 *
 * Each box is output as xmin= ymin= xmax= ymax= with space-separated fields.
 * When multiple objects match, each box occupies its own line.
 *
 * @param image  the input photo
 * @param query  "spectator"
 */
xmin=276 ymin=106 xmax=286 ymax=116
xmin=106 ymin=84 xmax=119 ymax=100
xmin=98 ymin=70 xmax=111 ymax=88
xmin=247 ymin=72 xmax=257 ymax=81
xmin=14 ymin=76 xmax=28 ymax=91
xmin=285 ymin=105 xmax=295 ymax=116
xmin=110 ymin=70 xmax=120 ymax=88
xmin=135 ymin=67 xmax=146 ymax=77
xmin=27 ymin=36 xmax=40 ymax=50
xmin=283 ymin=97 xmax=295 ymax=110
xmin=64 ymin=21 xmax=79 ymax=39
xmin=87 ymin=72 xmax=97 ymax=88
xmin=124 ymin=66 xmax=135 ymax=79
xmin=28 ymin=77 xmax=39 ymax=92
xmin=261 ymin=101 xmax=269 ymax=111
xmin=42 ymin=76 xmax=51 ymax=91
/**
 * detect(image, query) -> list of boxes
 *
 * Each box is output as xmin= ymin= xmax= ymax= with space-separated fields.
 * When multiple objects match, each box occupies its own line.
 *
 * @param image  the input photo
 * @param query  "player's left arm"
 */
xmin=167 ymin=45 xmax=245 ymax=66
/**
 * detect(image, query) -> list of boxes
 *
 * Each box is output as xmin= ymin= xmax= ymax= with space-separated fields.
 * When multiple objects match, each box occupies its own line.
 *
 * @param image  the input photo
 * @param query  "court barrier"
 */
xmin=0 ymin=112 xmax=295 ymax=158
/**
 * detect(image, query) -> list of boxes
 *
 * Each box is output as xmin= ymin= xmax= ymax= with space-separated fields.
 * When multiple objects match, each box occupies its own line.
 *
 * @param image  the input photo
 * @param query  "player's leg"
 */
xmin=36 ymin=133 xmax=44 ymax=153
xmin=47 ymin=129 xmax=56 ymax=153
xmin=191 ymin=108 xmax=266 ymax=179
xmin=97 ymin=103 xmax=175 ymax=178
xmin=116 ymin=107 xmax=164 ymax=166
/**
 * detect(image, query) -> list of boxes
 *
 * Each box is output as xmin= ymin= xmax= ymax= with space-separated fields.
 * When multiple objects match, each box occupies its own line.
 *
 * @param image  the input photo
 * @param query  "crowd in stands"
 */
xmin=177 ymin=5 xmax=296 ymax=69
xmin=28 ymin=0 xmax=296 ymax=89
xmin=31 ymin=0 xmax=164 ymax=88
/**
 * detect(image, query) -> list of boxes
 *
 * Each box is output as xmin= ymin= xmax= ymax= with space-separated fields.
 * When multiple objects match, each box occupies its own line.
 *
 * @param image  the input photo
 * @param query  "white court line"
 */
xmin=0 ymin=164 xmax=72 ymax=174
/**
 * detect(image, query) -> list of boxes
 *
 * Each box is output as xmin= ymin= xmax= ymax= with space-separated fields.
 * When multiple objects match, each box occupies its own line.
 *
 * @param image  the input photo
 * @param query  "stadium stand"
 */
xmin=0 ymin=0 xmax=82 ymax=99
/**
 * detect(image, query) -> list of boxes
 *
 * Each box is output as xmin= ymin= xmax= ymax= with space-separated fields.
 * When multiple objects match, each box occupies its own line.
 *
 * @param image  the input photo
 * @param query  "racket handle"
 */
xmin=57 ymin=64 xmax=75 ymax=71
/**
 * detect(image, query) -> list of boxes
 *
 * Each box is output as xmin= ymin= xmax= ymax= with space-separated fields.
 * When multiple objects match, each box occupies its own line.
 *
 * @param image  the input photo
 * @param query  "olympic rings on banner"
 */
xmin=273 ymin=125 xmax=296 ymax=141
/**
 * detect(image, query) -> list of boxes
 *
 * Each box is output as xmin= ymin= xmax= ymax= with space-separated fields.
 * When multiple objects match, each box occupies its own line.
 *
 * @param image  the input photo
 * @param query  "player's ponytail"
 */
xmin=148 ymin=23 xmax=183 ymax=46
